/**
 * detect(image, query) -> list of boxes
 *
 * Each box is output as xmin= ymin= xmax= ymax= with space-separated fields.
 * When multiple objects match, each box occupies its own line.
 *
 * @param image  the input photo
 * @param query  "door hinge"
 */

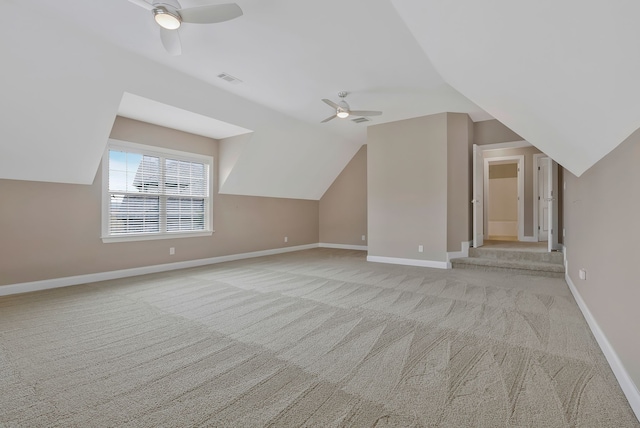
xmin=538 ymin=166 xmax=541 ymax=171
xmin=538 ymin=226 xmax=540 ymax=230
xmin=538 ymin=196 xmax=540 ymax=200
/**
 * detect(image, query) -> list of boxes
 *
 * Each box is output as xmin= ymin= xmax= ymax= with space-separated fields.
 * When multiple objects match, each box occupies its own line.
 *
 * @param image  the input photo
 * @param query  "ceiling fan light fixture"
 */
xmin=337 ymin=110 xmax=350 ymax=119
xmin=154 ymin=7 xmax=181 ymax=30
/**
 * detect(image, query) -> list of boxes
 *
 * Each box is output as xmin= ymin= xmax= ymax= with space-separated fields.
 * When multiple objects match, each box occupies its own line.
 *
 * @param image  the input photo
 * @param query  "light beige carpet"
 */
xmin=0 ymin=248 xmax=637 ymax=427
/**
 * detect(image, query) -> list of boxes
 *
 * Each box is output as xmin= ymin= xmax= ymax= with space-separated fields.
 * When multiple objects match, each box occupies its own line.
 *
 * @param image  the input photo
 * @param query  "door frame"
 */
xmin=472 ymin=144 xmax=484 ymax=247
xmin=472 ymin=141 xmax=530 ymax=248
xmin=547 ymin=158 xmax=561 ymax=251
xmin=533 ymin=153 xmax=547 ymax=242
xmin=483 ymin=155 xmax=525 ymax=241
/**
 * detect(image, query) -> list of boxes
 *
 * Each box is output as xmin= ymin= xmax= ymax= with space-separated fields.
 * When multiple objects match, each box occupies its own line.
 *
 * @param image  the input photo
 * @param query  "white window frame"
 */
xmin=101 ymin=139 xmax=213 ymax=243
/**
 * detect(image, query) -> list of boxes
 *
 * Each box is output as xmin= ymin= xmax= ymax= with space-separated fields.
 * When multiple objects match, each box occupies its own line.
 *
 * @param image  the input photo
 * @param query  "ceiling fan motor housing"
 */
xmin=154 ymin=6 xmax=182 ymax=29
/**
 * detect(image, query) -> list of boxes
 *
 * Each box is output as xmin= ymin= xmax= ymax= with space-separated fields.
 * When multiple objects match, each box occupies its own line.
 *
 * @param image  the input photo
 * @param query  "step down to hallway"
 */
xmin=451 ymin=246 xmax=565 ymax=278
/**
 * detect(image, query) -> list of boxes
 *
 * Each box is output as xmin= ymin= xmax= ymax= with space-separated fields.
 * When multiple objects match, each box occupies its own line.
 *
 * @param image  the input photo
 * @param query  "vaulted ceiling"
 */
xmin=391 ymin=0 xmax=640 ymax=178
xmin=2 ymin=0 xmax=637 ymax=199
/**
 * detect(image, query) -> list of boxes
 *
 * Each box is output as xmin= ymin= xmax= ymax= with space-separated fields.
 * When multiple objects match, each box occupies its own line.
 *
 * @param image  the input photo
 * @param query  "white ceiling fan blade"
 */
xmin=321 ymin=115 xmax=337 ymax=123
xmin=322 ymin=99 xmax=339 ymax=109
xmin=160 ymin=27 xmax=182 ymax=55
xmin=127 ymin=0 xmax=154 ymax=11
xmin=179 ymin=3 xmax=243 ymax=24
xmin=349 ymin=110 xmax=382 ymax=117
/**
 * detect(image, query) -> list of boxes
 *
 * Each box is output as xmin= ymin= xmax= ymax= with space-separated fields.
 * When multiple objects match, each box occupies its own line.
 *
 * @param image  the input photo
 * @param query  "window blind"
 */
xmin=106 ymin=148 xmax=209 ymax=237
xmin=164 ymin=159 xmax=207 ymax=232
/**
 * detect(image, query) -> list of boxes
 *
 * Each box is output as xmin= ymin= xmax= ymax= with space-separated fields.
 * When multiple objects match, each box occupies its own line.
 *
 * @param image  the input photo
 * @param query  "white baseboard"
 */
xmin=447 ymin=240 xmax=472 ymax=262
xmin=319 ymin=243 xmax=368 ymax=251
xmin=519 ymin=235 xmax=538 ymax=242
xmin=367 ymin=255 xmax=449 ymax=269
xmin=0 ymin=244 xmax=319 ymax=297
xmin=564 ymin=269 xmax=640 ymax=421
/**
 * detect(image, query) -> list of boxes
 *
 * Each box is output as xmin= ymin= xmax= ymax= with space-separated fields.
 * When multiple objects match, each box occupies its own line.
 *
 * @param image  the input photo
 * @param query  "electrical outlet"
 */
xmin=418 ymin=245 xmax=424 ymax=253
xmin=361 ymin=235 xmax=366 ymax=241
xmin=169 ymin=247 xmax=175 ymax=255
xmin=284 ymin=236 xmax=288 ymax=243
xmin=579 ymin=268 xmax=587 ymax=280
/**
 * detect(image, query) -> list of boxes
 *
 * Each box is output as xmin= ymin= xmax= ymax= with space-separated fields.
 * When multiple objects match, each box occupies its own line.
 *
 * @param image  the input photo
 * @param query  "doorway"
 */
xmin=486 ymin=160 xmax=520 ymax=241
xmin=533 ymin=155 xmax=561 ymax=251
xmin=472 ymin=141 xmax=559 ymax=250
xmin=483 ymin=155 xmax=525 ymax=241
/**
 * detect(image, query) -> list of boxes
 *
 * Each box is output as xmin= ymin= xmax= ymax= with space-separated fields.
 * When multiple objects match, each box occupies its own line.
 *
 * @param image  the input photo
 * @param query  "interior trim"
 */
xmin=0 ymin=244 xmax=319 ymax=297
xmin=367 ymin=255 xmax=449 ymax=269
xmin=447 ymin=240 xmax=472 ymax=262
xmin=319 ymin=243 xmax=368 ymax=251
xmin=564 ymin=251 xmax=640 ymax=421
xmin=484 ymin=155 xmax=525 ymax=242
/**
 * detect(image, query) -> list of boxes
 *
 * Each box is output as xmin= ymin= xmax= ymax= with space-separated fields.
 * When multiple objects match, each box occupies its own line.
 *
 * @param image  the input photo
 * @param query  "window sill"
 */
xmin=102 ymin=230 xmax=214 ymax=243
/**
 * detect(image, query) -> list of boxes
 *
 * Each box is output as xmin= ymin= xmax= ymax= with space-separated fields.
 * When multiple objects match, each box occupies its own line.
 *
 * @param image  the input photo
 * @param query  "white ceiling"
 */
xmin=391 ymin=0 xmax=640 ymax=177
xmin=1 ymin=0 xmax=637 ymax=196
xmin=25 ymin=0 xmax=492 ymax=135
xmin=118 ymin=92 xmax=252 ymax=139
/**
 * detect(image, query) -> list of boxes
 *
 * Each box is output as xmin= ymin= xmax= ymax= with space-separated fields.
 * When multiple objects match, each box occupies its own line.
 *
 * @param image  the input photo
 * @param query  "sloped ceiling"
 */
xmin=0 ymin=0 xmax=490 ymax=200
xmin=0 ymin=1 xmax=361 ymax=199
xmin=118 ymin=93 xmax=253 ymax=140
xmin=3 ymin=1 xmax=635 ymax=198
xmin=391 ymin=0 xmax=640 ymax=177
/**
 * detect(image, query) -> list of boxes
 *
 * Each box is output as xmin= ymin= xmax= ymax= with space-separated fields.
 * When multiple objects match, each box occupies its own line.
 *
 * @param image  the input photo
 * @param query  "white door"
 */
xmin=537 ymin=157 xmax=550 ymax=241
xmin=472 ymin=144 xmax=484 ymax=247
xmin=546 ymin=158 xmax=560 ymax=251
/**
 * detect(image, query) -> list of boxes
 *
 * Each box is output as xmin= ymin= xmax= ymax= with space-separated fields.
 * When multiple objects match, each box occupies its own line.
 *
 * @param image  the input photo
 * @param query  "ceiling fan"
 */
xmin=321 ymin=91 xmax=382 ymax=123
xmin=128 ymin=0 xmax=243 ymax=55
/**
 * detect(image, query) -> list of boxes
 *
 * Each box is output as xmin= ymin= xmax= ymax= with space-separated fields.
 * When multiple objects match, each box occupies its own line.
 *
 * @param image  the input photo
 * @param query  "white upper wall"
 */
xmin=1 ymin=2 xmax=123 ymax=184
xmin=0 ymin=1 xmax=360 ymax=199
xmin=392 ymin=0 xmax=640 ymax=177
xmin=10 ymin=0 xmax=636 ymax=196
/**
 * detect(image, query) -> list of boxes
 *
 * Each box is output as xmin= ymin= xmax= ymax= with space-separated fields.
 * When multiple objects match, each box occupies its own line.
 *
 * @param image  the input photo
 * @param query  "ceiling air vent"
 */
xmin=217 ymin=73 xmax=243 ymax=85
xmin=352 ymin=117 xmax=370 ymax=123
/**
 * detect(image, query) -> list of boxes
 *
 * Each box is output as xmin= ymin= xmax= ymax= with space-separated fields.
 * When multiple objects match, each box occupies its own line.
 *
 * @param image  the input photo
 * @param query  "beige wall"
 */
xmin=319 ymin=145 xmax=367 ymax=246
xmin=474 ymin=119 xmax=523 ymax=145
xmin=0 ymin=117 xmax=319 ymax=286
xmin=564 ymin=131 xmax=640 ymax=388
xmin=488 ymin=175 xmax=518 ymax=238
xmin=490 ymin=163 xmax=518 ymax=179
xmin=447 ymin=113 xmax=473 ymax=252
xmin=489 ymin=178 xmax=517 ymax=221
xmin=368 ymin=113 xmax=448 ymax=261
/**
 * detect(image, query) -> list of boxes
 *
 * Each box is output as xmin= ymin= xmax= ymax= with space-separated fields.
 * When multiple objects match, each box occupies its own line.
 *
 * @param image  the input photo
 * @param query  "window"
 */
xmin=102 ymin=139 xmax=213 ymax=242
